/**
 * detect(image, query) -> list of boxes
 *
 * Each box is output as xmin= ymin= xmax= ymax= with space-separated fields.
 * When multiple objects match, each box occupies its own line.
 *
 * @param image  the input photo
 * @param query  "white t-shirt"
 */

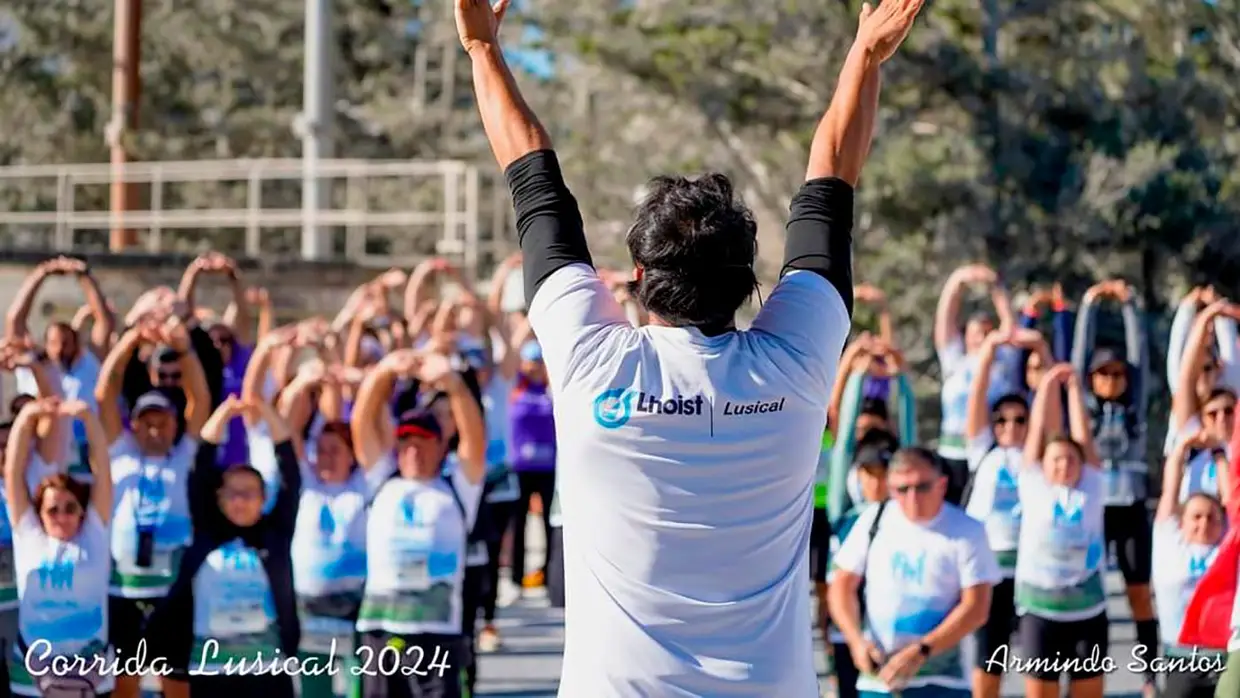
xmin=482 ymin=375 xmax=520 ymax=504
xmin=964 ymin=434 xmax=1022 ymax=577
xmin=11 ymin=508 xmax=114 ymax=696
xmin=15 ymin=352 xmax=101 ymax=412
xmin=0 ymin=455 xmax=74 ymax=614
xmin=937 ymin=339 xmax=1018 ymax=461
xmin=1179 ymin=447 xmax=1225 ymax=504
xmin=191 ymin=538 xmax=281 ymax=673
xmin=1151 ymin=519 xmax=1218 ymax=648
xmin=833 ymin=503 xmax=999 ymax=693
xmin=292 ymin=467 xmax=374 ymax=598
xmin=108 ymin=433 xmax=198 ymax=598
xmin=1014 ymin=466 xmax=1107 ymax=621
xmin=357 ymin=455 xmax=483 ymax=636
xmin=530 ymin=264 xmax=848 ymax=697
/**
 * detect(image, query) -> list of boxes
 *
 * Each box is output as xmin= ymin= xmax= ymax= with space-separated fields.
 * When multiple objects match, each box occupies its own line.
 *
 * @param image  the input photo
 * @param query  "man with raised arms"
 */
xmin=454 ymin=0 xmax=925 ymax=694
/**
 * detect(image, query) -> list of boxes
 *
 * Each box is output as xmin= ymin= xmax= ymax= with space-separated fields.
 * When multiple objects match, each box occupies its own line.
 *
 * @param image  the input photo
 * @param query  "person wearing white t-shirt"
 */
xmin=351 ymin=348 xmax=485 ymax=698
xmin=456 ymin=0 xmax=926 ymax=694
xmin=932 ymin=264 xmax=1019 ymax=504
xmin=961 ymin=327 xmax=1047 ymax=698
xmin=1014 ymin=364 xmax=1108 ymax=698
xmin=1150 ymin=426 xmax=1225 ymax=698
xmin=829 ymin=447 xmax=999 ymax=698
xmin=1164 ymin=389 xmax=1235 ymax=508
xmin=95 ymin=317 xmax=211 ymax=698
xmin=4 ymin=398 xmax=114 ymax=697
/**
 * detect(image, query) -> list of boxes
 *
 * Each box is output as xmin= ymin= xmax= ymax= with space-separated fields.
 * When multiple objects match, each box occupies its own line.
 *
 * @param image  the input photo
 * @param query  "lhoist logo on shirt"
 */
xmin=593 ymin=388 xmax=707 ymax=429
xmin=891 ymin=551 xmax=926 ymax=584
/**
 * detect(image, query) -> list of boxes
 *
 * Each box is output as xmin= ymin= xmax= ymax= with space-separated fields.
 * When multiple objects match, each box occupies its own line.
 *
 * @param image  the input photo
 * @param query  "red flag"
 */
xmin=1177 ymin=406 xmax=1240 ymax=649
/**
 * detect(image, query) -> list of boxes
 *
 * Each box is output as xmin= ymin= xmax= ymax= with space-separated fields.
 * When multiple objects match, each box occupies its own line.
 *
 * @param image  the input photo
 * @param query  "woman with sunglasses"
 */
xmin=961 ymin=327 xmax=1045 ymax=698
xmin=1071 ymin=279 xmax=1159 ymax=695
xmin=147 ymin=394 xmax=300 ymax=698
xmin=5 ymin=398 xmax=114 ymax=697
xmin=1151 ymin=428 xmax=1226 ymax=698
xmin=1170 ymin=300 xmax=1240 ymax=460
xmin=1016 ymin=363 xmax=1106 ymax=698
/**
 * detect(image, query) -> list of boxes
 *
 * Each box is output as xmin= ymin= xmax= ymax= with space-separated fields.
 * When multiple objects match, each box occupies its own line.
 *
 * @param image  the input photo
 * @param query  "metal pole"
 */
xmin=982 ymin=0 xmax=1003 ymax=255
xmin=301 ymin=0 xmax=335 ymax=260
xmin=109 ymin=0 xmax=142 ymax=252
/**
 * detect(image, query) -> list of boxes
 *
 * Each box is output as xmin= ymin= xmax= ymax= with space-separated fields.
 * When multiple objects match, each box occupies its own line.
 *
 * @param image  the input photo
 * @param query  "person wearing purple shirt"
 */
xmin=507 ymin=340 xmax=556 ymax=590
xmin=207 ymin=321 xmax=254 ymax=466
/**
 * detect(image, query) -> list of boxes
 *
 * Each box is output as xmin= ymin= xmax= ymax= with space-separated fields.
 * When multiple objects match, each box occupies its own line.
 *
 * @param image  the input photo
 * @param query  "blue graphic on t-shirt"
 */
xmin=891 ymin=551 xmax=926 ymax=585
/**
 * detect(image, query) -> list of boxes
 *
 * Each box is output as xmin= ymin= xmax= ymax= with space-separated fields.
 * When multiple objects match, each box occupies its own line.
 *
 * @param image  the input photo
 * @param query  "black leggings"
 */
xmin=832 ymin=642 xmax=859 ymax=698
xmin=511 ymin=470 xmax=556 ymax=586
xmin=481 ymin=500 xmax=519 ymax=623
xmin=1104 ymin=502 xmax=1153 ymax=585
xmin=461 ymin=564 xmax=486 ymax=695
xmin=187 ymin=673 xmax=295 ymax=698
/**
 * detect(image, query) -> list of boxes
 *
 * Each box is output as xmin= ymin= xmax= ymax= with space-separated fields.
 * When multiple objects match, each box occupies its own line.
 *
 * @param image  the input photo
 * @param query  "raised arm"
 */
xmin=1025 ymin=364 xmax=1072 ymax=467
xmin=1063 ymin=369 xmax=1099 ymax=465
xmin=6 ymin=258 xmax=78 ymax=340
xmin=65 ymin=400 xmax=112 ymax=522
xmin=2 ymin=344 xmax=66 ymax=465
xmin=1050 ymin=284 xmax=1074 ymax=363
xmin=75 ymin=265 xmax=115 ymax=357
xmin=1174 ymin=301 xmax=1231 ymax=430
xmin=1070 ymin=281 xmax=1111 ymax=380
xmin=1168 ymin=288 xmax=1206 ymax=388
xmin=828 ymin=334 xmax=875 ymax=427
xmin=351 ymin=351 xmax=408 ymax=469
xmin=966 ymin=331 xmax=1007 ymax=441
xmin=95 ymin=326 xmax=147 ymax=444
xmin=4 ymin=402 xmax=48 ymax=524
xmin=163 ymin=317 xmax=211 ymax=438
xmin=416 ymin=352 xmax=486 ymax=484
xmin=935 ymin=265 xmax=996 ymax=353
xmin=783 ymin=2 xmax=925 ymax=307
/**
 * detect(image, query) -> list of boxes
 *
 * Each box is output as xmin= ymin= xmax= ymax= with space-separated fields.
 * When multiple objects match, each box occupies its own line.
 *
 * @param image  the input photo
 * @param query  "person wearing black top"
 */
xmin=147 ymin=395 xmax=301 ymax=698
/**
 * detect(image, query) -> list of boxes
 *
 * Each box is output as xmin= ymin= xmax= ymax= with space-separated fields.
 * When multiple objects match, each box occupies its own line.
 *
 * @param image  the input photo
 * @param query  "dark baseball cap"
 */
xmin=132 ymin=390 xmax=176 ymax=418
xmin=1088 ymin=347 xmax=1126 ymax=374
xmin=395 ymin=408 xmax=442 ymax=442
xmin=853 ymin=443 xmax=894 ymax=470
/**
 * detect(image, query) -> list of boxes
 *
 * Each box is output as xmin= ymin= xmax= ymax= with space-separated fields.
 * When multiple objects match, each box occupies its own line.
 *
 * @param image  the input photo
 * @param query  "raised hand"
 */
xmin=414 ymin=351 xmax=455 ymax=386
xmin=856 ymin=0 xmax=926 ymax=64
xmin=1039 ymin=362 xmax=1075 ymax=390
xmin=378 ymin=268 xmax=408 ymax=289
xmin=955 ymin=264 xmax=997 ymax=286
xmin=162 ymin=316 xmax=191 ymax=352
xmin=381 ymin=349 xmax=422 ymax=377
xmin=455 ymin=0 xmax=511 ymax=54
xmin=58 ymin=399 xmax=92 ymax=419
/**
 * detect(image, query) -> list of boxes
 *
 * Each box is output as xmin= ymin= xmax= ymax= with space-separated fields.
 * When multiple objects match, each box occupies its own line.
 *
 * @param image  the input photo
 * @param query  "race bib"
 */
xmin=300 ymin=615 xmax=355 ymax=656
xmin=115 ymin=548 xmax=178 ymax=577
xmin=394 ymin=557 xmax=431 ymax=591
xmin=211 ymin=597 xmax=269 ymax=636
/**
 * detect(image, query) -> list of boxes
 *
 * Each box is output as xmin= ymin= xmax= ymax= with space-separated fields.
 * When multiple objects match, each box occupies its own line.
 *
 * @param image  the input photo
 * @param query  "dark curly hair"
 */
xmin=626 ymin=173 xmax=760 ymax=332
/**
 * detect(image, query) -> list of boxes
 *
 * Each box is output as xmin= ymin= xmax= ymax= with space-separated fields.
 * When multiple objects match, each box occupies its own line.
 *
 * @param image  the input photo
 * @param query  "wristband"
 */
xmin=918 ymin=641 xmax=932 ymax=658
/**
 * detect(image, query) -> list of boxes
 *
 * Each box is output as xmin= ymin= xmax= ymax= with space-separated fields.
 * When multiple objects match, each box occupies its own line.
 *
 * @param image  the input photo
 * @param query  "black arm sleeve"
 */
xmin=780 ymin=177 xmax=855 ymax=317
xmin=189 ymin=325 xmax=225 ymax=408
xmin=504 ymin=149 xmax=592 ymax=306
xmin=268 ymin=440 xmax=302 ymax=537
xmin=187 ymin=441 xmax=225 ymax=534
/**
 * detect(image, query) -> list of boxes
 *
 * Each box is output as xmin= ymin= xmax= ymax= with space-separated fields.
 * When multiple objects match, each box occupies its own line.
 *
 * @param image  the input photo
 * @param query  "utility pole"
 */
xmin=300 ymin=0 xmax=335 ymax=261
xmin=109 ymin=0 xmax=142 ymax=252
xmin=982 ymin=0 xmax=1004 ymax=259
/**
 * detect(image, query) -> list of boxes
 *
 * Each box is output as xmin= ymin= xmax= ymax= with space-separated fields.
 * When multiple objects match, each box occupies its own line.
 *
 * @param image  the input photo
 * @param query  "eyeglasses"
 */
xmin=993 ymin=415 xmax=1027 ymax=427
xmin=1094 ymin=369 xmax=1126 ymax=379
xmin=891 ymin=482 xmax=935 ymax=496
xmin=43 ymin=502 xmax=82 ymax=517
xmin=1203 ymin=364 xmax=1220 ymax=374
xmin=157 ymin=371 xmax=182 ymax=383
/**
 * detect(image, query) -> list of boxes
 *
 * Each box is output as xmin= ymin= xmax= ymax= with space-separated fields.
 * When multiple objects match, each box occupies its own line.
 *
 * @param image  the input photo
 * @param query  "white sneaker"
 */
xmin=497 ymin=579 xmax=522 ymax=608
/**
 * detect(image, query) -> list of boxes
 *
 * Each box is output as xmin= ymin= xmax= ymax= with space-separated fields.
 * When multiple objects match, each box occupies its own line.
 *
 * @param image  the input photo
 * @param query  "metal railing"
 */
xmin=0 ymin=157 xmax=517 ymax=279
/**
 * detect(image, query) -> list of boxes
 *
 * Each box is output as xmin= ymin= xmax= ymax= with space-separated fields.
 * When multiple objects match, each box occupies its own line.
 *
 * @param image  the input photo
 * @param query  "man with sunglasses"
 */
xmin=829 ymin=448 xmax=997 ymax=698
